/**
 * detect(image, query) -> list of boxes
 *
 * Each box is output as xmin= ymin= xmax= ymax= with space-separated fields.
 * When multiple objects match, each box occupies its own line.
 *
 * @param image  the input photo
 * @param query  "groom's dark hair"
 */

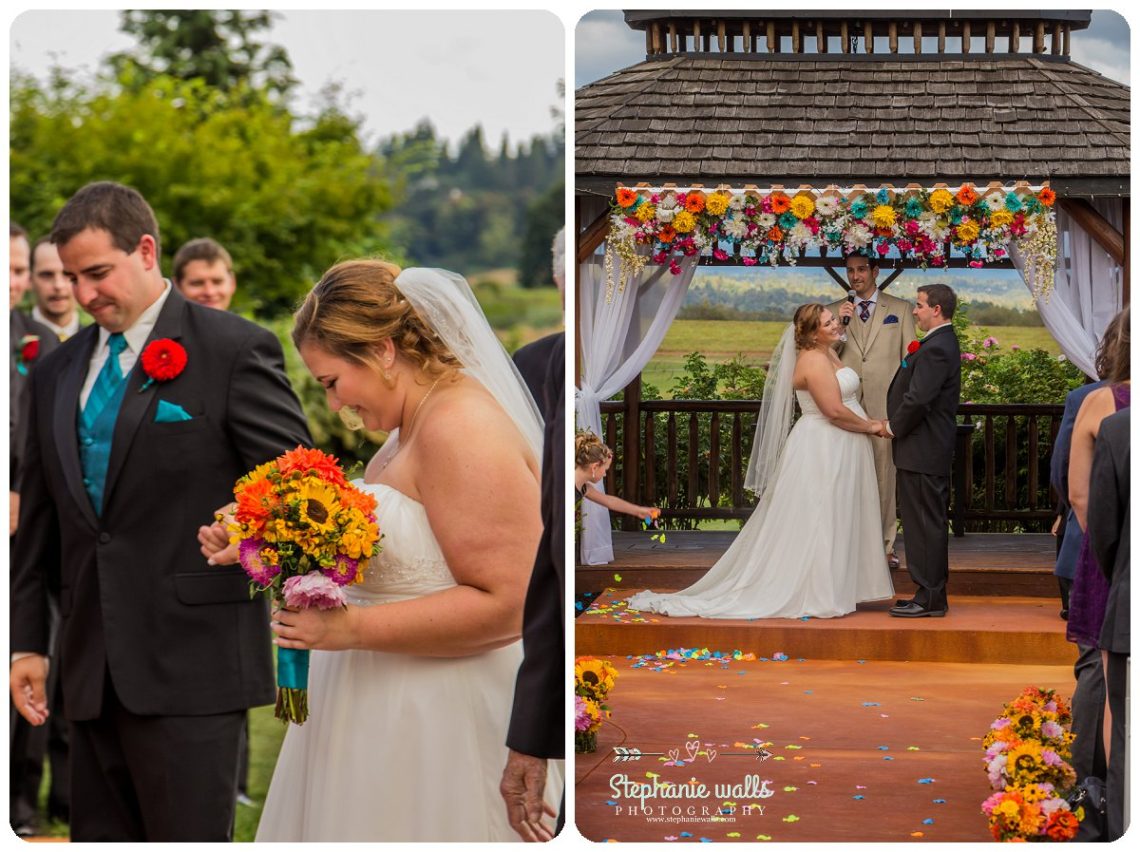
xmin=842 ymin=250 xmax=879 ymax=269
xmin=917 ymin=283 xmax=957 ymax=320
xmin=51 ymin=181 xmax=161 ymax=258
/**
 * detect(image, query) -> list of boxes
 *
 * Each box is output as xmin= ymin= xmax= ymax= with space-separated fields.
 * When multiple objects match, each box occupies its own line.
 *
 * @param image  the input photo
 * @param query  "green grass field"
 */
xmin=643 ymin=320 xmax=1060 ymax=397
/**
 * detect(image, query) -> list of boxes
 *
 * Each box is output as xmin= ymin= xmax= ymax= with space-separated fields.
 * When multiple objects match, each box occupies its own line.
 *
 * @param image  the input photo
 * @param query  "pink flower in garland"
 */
xmin=712 ymin=248 xmax=729 ymax=261
xmin=742 ymin=256 xmax=758 ymax=266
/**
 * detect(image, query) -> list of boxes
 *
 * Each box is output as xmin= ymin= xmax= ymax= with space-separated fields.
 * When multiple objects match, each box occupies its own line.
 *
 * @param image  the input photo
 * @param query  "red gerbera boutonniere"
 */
xmin=902 ymin=339 xmax=921 ymax=369
xmin=139 ymin=338 xmax=188 ymax=392
xmin=14 ymin=334 xmax=41 ymax=376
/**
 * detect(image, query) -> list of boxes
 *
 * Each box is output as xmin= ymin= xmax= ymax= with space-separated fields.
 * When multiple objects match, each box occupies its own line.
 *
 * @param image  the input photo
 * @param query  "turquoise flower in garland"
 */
xmin=876 ymin=188 xmax=891 ymax=204
xmin=1024 ymin=196 xmax=1043 ymax=215
xmin=850 ymin=199 xmax=869 ymax=219
xmin=974 ymin=200 xmax=990 ymax=216
xmin=1004 ymin=192 xmax=1023 ymax=213
xmin=904 ymin=197 xmax=924 ymax=218
xmin=949 ymin=207 xmax=965 ymax=226
xmin=778 ymin=212 xmax=798 ymax=230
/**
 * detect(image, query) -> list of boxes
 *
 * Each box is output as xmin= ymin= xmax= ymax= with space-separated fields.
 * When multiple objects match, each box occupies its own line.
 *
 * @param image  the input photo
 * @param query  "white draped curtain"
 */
xmin=575 ymin=252 xmax=699 ymax=565
xmin=1011 ymin=199 xmax=1123 ymax=378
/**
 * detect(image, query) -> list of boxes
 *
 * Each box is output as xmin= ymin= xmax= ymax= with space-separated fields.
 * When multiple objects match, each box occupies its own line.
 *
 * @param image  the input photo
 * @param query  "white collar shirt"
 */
xmin=80 ymin=282 xmax=173 ymax=409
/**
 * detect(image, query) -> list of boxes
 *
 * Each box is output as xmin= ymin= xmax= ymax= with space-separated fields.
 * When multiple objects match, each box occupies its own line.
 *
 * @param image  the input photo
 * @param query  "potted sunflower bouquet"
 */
xmin=574 ymin=656 xmax=619 ymax=753
xmin=228 ymin=446 xmax=381 ymax=724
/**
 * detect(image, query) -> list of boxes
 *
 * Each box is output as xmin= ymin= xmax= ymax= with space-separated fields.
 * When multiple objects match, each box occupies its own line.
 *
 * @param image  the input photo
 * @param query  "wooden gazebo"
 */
xmin=574 ymin=9 xmax=1130 ymax=532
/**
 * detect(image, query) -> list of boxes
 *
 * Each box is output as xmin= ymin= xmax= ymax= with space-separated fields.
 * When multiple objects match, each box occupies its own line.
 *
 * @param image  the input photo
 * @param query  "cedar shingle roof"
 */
xmin=576 ymin=55 xmax=1130 ymax=195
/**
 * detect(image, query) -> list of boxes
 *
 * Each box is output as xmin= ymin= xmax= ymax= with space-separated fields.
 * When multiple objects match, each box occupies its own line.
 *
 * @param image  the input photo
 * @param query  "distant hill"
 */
xmin=681 ymin=266 xmax=1041 ymax=324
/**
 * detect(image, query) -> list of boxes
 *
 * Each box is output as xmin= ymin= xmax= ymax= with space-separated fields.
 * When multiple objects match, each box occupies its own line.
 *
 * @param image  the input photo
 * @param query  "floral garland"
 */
xmin=607 ymin=183 xmax=1058 ymax=298
xmin=980 ymin=686 xmax=1083 ymax=842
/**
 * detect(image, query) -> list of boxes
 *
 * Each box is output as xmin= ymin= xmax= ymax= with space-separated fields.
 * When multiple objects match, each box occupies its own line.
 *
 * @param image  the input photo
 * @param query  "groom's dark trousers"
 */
xmin=887 ymin=324 xmax=960 ymax=612
xmin=11 ymin=288 xmax=311 ymax=840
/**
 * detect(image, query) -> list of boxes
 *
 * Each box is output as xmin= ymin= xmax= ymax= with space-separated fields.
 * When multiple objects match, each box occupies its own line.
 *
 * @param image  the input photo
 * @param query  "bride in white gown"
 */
xmin=245 ymin=261 xmax=559 ymax=841
xmin=628 ymin=304 xmax=894 ymax=620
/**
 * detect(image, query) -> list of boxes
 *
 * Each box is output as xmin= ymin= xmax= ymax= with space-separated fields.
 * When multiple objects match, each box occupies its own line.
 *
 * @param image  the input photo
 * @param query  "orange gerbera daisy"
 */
xmin=278 ymin=447 xmax=349 ymax=486
xmin=956 ymin=184 xmax=979 ymax=206
xmin=234 ymin=476 xmax=275 ymax=531
xmin=684 ymin=191 xmax=706 ymax=214
xmin=1037 ymin=188 xmax=1056 ymax=207
xmin=769 ymin=193 xmax=792 ymax=214
xmin=767 ymin=226 xmax=784 ymax=241
xmin=658 ymin=225 xmax=677 ymax=243
xmin=616 ymin=187 xmax=639 ymax=208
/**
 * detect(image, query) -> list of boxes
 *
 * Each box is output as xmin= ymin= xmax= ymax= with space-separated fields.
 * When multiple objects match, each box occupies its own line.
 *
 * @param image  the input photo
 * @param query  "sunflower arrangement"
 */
xmin=608 ymin=183 xmax=1057 ymax=295
xmin=228 ymin=446 xmax=382 ymax=724
xmin=574 ymin=656 xmax=619 ymax=753
xmin=980 ymin=687 xmax=1082 ymax=841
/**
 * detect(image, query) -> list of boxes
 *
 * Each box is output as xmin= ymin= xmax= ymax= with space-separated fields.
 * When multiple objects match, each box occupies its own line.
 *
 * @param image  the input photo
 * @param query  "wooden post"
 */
xmin=889 ymin=22 xmax=898 ymax=53
xmin=938 ymin=21 xmax=946 ymax=53
xmin=1063 ymin=26 xmax=1071 ymax=56
xmin=1034 ymin=21 xmax=1045 ymax=54
xmin=621 ymin=376 xmax=642 ymax=531
xmin=914 ymin=21 xmax=923 ymax=54
xmin=986 ymin=21 xmax=995 ymax=53
xmin=668 ymin=22 xmax=677 ymax=53
xmin=574 ymin=199 xmax=583 ymax=385
xmin=962 ymin=21 xmax=971 ymax=53
xmin=1124 ymin=197 xmax=1131 ymax=306
xmin=841 ymin=20 xmax=849 ymax=53
xmin=743 ymin=20 xmax=752 ymax=52
xmin=651 ymin=23 xmax=662 ymax=55
xmin=1052 ymin=22 xmax=1062 ymax=55
xmin=717 ymin=19 xmax=726 ymax=53
xmin=1058 ymin=199 xmax=1125 ymax=265
xmin=817 ymin=20 xmax=826 ymax=53
xmin=1011 ymin=22 xmax=1020 ymax=53
xmin=693 ymin=19 xmax=701 ymax=50
xmin=792 ymin=21 xmax=801 ymax=53
xmin=645 ymin=27 xmax=653 ymax=55
xmin=767 ymin=20 xmax=776 ymax=52
xmin=865 ymin=21 xmax=874 ymax=53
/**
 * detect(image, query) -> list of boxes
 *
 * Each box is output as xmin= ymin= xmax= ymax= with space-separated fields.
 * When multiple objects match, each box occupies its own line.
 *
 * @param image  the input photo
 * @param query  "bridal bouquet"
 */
xmin=574 ymin=657 xmax=619 ymax=753
xmin=980 ymin=687 xmax=1082 ymax=841
xmin=228 ymin=446 xmax=381 ymax=724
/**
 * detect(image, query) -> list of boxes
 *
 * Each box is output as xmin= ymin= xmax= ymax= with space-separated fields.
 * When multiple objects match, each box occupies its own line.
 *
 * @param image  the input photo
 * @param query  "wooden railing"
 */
xmin=598 ymin=400 xmax=1064 ymax=534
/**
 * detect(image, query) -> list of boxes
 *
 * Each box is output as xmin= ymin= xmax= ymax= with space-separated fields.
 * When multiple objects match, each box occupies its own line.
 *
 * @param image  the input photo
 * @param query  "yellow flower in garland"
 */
xmin=929 ymin=189 xmax=955 ymax=214
xmin=990 ymin=209 xmax=1014 ymax=228
xmin=872 ymin=204 xmax=897 ymax=228
xmin=636 ymin=203 xmax=657 ymax=223
xmin=673 ymin=210 xmax=697 ymax=234
xmin=956 ymin=219 xmax=981 ymax=244
xmin=705 ymin=192 xmax=731 ymax=217
xmin=790 ymin=194 xmax=816 ymax=220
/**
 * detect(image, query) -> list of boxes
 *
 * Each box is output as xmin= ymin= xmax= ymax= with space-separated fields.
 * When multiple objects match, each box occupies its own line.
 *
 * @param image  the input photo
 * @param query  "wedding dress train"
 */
xmin=256 ymin=481 xmax=559 ymax=841
xmin=627 ymin=367 xmax=893 ymax=619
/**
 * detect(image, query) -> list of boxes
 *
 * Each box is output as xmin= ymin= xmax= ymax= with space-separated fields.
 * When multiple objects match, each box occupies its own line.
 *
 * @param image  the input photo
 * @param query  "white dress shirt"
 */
xmin=79 ymin=283 xmax=173 ymax=409
xmin=32 ymin=306 xmax=81 ymax=341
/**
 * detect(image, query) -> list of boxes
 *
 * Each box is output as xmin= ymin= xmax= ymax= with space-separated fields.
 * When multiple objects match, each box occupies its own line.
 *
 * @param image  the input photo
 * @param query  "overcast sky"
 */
xmin=9 ymin=9 xmax=564 ymax=149
xmin=576 ymin=9 xmax=1131 ymax=87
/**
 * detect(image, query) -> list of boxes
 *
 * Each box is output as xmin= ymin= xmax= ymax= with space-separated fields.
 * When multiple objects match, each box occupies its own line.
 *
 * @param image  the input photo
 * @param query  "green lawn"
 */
xmin=643 ymin=320 xmax=1060 ymax=397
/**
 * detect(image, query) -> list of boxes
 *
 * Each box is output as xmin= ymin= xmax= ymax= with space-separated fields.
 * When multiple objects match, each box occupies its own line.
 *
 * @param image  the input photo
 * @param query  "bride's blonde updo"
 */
xmin=292 ymin=259 xmax=462 ymax=379
xmin=792 ymin=303 xmax=826 ymax=350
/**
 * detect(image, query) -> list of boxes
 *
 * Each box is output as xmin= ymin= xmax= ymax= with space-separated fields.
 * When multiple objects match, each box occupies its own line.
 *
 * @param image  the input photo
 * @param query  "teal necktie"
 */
xmin=83 ymin=333 xmax=128 ymax=425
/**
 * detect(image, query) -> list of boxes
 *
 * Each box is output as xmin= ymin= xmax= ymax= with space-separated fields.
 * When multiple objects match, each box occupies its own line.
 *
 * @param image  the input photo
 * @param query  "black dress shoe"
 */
xmin=890 ymin=601 xmax=946 ymax=618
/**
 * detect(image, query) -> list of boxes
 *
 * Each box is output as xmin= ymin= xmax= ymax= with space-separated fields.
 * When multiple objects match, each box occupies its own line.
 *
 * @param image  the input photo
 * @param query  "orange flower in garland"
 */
xmin=616 ymin=187 xmax=639 ymax=208
xmin=658 ymin=225 xmax=677 ymax=243
xmin=767 ymin=226 xmax=784 ymax=242
xmin=684 ymin=191 xmax=706 ymax=214
xmin=956 ymin=184 xmax=979 ymax=206
xmin=1037 ymin=188 xmax=1056 ymax=207
xmin=769 ymin=193 xmax=792 ymax=214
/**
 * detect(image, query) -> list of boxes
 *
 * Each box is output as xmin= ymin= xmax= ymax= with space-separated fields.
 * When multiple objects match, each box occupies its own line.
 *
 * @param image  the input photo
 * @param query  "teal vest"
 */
xmin=77 ymin=379 xmax=129 ymax=516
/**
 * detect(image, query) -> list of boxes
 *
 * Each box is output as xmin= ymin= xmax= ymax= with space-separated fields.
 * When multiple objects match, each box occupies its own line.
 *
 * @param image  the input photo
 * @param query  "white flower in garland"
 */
xmin=728 ymin=193 xmax=746 ymax=211
xmin=724 ymin=217 xmax=749 ymax=239
xmin=610 ymin=216 xmax=636 ymax=243
xmin=757 ymin=212 xmax=776 ymax=229
xmin=845 ymin=222 xmax=872 ymax=248
xmin=656 ymin=206 xmax=677 ymax=224
xmin=658 ymin=193 xmax=678 ymax=211
xmin=692 ymin=231 xmax=712 ymax=252
xmin=815 ymin=195 xmax=840 ymax=217
xmin=789 ymin=221 xmax=814 ymax=245
xmin=984 ymin=190 xmax=1006 ymax=211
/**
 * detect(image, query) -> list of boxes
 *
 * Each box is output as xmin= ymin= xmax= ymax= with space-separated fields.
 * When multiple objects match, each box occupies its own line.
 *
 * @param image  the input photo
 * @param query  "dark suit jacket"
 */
xmin=512 ymin=333 xmax=562 ymax=423
xmin=11 ymin=288 xmax=312 ymax=720
xmin=887 ymin=324 xmax=961 ymax=475
xmin=506 ymin=334 xmax=564 ymax=759
xmin=1090 ymin=408 xmax=1129 ymax=655
xmin=10 ymin=310 xmax=61 ymax=491
xmin=1050 ymin=381 xmax=1106 ymax=512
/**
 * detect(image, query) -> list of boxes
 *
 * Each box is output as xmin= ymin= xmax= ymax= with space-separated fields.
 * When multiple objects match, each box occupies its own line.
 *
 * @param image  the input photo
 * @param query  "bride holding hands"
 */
xmin=628 ymin=303 xmax=894 ymax=620
xmin=206 ymin=260 xmax=559 ymax=841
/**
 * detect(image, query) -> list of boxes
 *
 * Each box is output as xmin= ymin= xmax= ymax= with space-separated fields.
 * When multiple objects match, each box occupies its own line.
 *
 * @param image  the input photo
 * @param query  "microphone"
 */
xmin=843 ymin=289 xmax=856 ymax=326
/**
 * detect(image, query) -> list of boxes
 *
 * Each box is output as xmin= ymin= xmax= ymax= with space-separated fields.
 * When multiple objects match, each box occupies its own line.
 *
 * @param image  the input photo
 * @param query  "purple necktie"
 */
xmin=859 ymin=300 xmax=872 ymax=322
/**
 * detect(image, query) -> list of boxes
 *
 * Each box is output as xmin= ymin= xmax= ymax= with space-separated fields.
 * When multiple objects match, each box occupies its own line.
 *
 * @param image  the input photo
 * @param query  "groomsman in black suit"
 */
xmin=883 ymin=283 xmax=961 ymax=617
xmin=9 ymin=182 xmax=312 ymax=840
xmin=1088 ymin=407 xmax=1129 ymax=841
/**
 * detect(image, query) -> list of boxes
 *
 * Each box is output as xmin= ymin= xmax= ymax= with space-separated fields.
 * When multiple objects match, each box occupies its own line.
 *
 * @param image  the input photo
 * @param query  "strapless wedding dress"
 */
xmin=628 ymin=367 xmax=893 ymax=619
xmin=256 ymin=482 xmax=558 ymax=841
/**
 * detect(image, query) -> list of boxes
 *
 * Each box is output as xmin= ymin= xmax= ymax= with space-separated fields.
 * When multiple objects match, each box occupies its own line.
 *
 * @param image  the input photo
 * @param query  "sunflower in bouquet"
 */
xmin=574 ymin=657 xmax=618 ymax=753
xmin=228 ymin=446 xmax=381 ymax=724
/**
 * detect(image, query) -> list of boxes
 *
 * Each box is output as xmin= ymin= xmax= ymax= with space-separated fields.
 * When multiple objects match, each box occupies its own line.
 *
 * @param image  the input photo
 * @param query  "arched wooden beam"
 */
xmin=577 ymin=209 xmax=611 ymax=264
xmin=1058 ymin=198 xmax=1124 ymax=265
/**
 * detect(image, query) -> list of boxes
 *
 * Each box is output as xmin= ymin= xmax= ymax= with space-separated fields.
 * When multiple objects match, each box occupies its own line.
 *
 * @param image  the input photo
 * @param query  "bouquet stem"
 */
xmin=275 ymin=646 xmax=311 ymax=725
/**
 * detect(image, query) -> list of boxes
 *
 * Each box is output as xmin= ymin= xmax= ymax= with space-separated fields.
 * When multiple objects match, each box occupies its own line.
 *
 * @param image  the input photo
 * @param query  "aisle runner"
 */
xmin=575 ymin=655 xmax=1073 ymax=842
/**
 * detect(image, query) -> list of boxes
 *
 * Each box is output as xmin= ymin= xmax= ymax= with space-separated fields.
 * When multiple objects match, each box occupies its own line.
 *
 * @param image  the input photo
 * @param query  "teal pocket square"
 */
xmin=155 ymin=400 xmax=193 ymax=423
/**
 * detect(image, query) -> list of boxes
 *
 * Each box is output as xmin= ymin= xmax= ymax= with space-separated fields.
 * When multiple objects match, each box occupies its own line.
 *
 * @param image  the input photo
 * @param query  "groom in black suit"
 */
xmin=9 ymin=182 xmax=312 ymax=840
xmin=883 ymin=283 xmax=961 ymax=617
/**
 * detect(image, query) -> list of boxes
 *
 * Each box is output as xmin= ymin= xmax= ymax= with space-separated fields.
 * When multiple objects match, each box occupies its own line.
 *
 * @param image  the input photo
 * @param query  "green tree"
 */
xmin=110 ymin=10 xmax=297 ymax=99
xmin=10 ymin=72 xmax=392 ymax=315
xmin=517 ymin=179 xmax=565 ymax=288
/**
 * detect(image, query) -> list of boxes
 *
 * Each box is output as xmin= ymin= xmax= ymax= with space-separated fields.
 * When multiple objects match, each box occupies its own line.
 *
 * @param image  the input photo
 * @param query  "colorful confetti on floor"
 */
xmin=574 ymin=656 xmax=1074 ymax=842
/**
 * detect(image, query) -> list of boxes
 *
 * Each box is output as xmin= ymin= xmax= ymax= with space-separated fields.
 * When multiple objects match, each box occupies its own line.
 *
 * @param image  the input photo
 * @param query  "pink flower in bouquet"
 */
xmin=575 ymin=695 xmax=592 ymax=732
xmin=240 ymin=538 xmax=281 ymax=585
xmin=1042 ymin=749 xmax=1064 ymax=767
xmin=283 ymin=573 xmax=347 ymax=610
xmin=991 ymin=717 xmax=1012 ymax=731
xmin=323 ymin=553 xmax=361 ymax=587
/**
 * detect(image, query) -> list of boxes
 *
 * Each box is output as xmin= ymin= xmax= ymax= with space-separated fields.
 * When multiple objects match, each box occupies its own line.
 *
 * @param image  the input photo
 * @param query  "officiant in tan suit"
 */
xmin=829 ymin=252 xmax=916 ymax=568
